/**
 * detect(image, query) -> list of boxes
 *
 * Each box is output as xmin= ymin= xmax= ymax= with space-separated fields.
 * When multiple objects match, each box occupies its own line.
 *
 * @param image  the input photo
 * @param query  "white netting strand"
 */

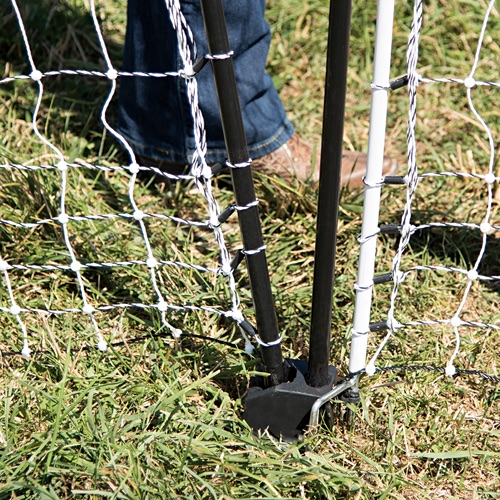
xmin=351 ymin=0 xmax=499 ymax=377
xmin=0 ymin=0 xmax=260 ymax=355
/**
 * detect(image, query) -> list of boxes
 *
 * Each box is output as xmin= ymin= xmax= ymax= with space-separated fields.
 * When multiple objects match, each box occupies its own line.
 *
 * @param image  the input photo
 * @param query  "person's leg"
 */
xmin=118 ymin=0 xmax=294 ymax=164
xmin=117 ymin=0 xmax=189 ymax=164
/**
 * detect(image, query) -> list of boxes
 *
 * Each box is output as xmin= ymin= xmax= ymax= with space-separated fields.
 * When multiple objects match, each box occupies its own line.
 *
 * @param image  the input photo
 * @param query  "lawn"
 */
xmin=0 ymin=0 xmax=498 ymax=498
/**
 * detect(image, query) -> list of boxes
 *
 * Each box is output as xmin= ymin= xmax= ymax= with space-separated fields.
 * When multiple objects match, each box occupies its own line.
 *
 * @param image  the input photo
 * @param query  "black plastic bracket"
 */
xmin=373 ymin=272 xmax=393 ymax=285
xmin=383 ymin=175 xmax=407 ymax=185
xmin=218 ymin=203 xmax=236 ymax=224
xmin=243 ymin=359 xmax=337 ymax=441
xmin=210 ymin=161 xmax=226 ymax=176
xmin=230 ymin=249 xmax=245 ymax=271
xmin=370 ymin=321 xmax=389 ymax=332
xmin=379 ymin=224 xmax=402 ymax=234
xmin=193 ymin=55 xmax=210 ymax=74
xmin=390 ymin=74 xmax=409 ymax=90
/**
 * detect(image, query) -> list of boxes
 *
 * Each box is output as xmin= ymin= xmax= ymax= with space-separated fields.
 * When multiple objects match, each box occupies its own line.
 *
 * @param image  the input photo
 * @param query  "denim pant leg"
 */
xmin=117 ymin=0 xmax=294 ymax=164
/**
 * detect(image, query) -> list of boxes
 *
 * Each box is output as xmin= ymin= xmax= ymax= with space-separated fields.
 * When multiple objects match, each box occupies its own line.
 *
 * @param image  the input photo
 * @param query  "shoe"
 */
xmin=252 ymin=133 xmax=398 ymax=188
xmin=136 ymin=133 xmax=398 ymax=188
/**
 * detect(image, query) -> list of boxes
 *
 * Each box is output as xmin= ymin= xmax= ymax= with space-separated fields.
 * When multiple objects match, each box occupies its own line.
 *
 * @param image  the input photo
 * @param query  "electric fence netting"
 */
xmin=349 ymin=0 xmax=499 ymax=382
xmin=0 ymin=0 xmax=265 ymax=357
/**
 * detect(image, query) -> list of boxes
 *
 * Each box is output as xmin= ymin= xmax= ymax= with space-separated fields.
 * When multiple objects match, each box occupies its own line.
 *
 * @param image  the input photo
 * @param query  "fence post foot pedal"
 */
xmin=243 ymin=359 xmax=337 ymax=441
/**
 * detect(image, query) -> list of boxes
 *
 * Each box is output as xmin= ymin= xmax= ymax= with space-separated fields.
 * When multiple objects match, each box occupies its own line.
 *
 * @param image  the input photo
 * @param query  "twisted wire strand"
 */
xmin=373 ymin=365 xmax=500 ymax=384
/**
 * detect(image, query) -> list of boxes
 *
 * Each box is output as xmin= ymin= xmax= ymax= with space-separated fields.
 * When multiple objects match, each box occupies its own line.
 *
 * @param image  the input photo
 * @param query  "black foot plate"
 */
xmin=243 ymin=359 xmax=337 ymax=441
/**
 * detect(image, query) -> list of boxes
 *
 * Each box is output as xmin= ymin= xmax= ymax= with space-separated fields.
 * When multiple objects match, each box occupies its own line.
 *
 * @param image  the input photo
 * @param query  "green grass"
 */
xmin=0 ymin=0 xmax=499 ymax=498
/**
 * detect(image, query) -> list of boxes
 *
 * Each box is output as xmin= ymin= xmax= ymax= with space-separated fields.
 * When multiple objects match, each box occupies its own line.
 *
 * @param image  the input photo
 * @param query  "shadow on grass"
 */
xmin=408 ymin=225 xmax=500 ymax=294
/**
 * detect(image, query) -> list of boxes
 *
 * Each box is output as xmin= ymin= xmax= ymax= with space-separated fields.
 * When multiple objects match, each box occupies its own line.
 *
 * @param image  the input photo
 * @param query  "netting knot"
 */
xmin=128 ymin=163 xmax=140 ymax=175
xmin=21 ymin=345 xmax=32 ymax=358
xmin=208 ymin=214 xmax=221 ymax=229
xmin=106 ymin=68 xmax=118 ymax=80
xmin=463 ymin=76 xmax=476 ymax=89
xmin=146 ymin=257 xmax=158 ymax=269
xmin=179 ymin=64 xmax=195 ymax=79
xmin=484 ymin=172 xmax=496 ymax=184
xmin=480 ymin=221 xmax=493 ymax=234
xmin=58 ymin=213 xmax=69 ymax=225
xmin=365 ymin=362 xmax=376 ymax=376
xmin=229 ymin=309 xmax=244 ymax=324
xmin=82 ymin=304 xmax=95 ymax=315
xmin=70 ymin=260 xmax=82 ymax=273
xmin=10 ymin=304 xmax=21 ymax=316
xmin=57 ymin=160 xmax=68 ymax=172
xmin=393 ymin=270 xmax=406 ymax=284
xmin=0 ymin=260 xmax=10 ymax=272
xmin=220 ymin=262 xmax=232 ymax=276
xmin=467 ymin=269 xmax=478 ymax=281
xmin=30 ymin=69 xmax=43 ymax=81
xmin=133 ymin=210 xmax=145 ymax=221
xmin=97 ymin=339 xmax=108 ymax=351
xmin=445 ymin=364 xmax=456 ymax=377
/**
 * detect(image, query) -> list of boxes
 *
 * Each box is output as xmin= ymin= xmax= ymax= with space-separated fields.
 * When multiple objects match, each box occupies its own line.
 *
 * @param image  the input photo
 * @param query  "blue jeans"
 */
xmin=117 ymin=0 xmax=294 ymax=164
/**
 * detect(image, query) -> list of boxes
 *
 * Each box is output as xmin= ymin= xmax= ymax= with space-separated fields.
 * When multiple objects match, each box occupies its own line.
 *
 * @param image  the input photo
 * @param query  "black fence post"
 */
xmin=200 ymin=0 xmax=287 ymax=386
xmin=307 ymin=0 xmax=353 ymax=387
